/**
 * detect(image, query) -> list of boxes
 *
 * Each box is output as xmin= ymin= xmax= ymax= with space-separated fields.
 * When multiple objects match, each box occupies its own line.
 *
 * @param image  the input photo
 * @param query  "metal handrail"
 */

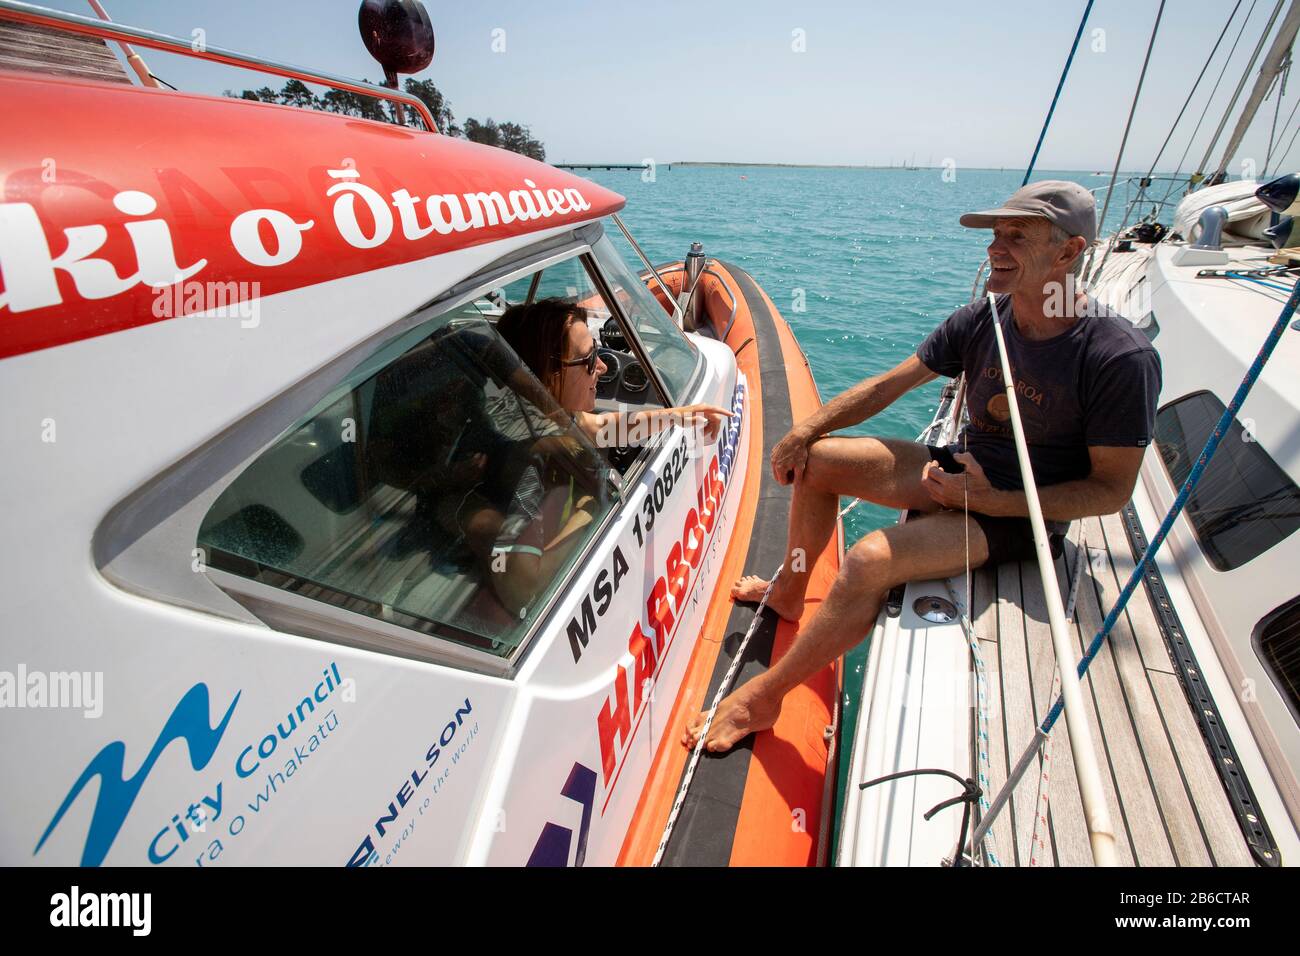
xmin=611 ymin=213 xmax=685 ymax=327
xmin=0 ymin=0 xmax=438 ymax=131
xmin=970 ymin=258 xmax=990 ymax=302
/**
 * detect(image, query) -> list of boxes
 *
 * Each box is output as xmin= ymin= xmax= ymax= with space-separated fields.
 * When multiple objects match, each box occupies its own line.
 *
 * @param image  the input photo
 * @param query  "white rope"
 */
xmin=651 ymin=563 xmax=784 ymax=866
xmin=951 ymin=378 xmax=1006 ymax=867
xmin=935 ymin=404 xmax=1006 ymax=867
xmin=943 ymin=575 xmax=1002 ymax=868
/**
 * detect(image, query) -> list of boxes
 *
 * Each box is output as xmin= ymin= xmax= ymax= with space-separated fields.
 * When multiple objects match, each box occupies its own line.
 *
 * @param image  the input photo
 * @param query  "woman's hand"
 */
xmin=677 ymin=404 xmax=734 ymax=443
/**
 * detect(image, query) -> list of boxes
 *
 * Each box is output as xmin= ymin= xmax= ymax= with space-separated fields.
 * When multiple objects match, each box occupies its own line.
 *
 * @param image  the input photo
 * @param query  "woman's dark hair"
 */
xmin=496 ymin=298 xmax=588 ymax=396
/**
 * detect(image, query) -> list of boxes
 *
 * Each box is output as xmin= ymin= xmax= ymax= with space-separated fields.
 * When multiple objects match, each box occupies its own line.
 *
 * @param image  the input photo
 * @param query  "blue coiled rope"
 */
xmin=1040 ymin=275 xmax=1300 ymax=734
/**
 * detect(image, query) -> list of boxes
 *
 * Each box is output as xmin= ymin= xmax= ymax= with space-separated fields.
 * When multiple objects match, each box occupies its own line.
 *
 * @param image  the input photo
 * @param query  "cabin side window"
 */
xmin=1255 ymin=596 xmax=1300 ymax=728
xmin=1154 ymin=390 xmax=1300 ymax=571
xmin=197 ymin=281 xmax=621 ymax=663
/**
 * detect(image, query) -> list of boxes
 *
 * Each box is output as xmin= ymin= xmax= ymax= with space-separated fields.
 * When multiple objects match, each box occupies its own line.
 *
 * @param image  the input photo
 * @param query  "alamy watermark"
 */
xmin=592 ymin=406 xmax=714 ymax=458
xmin=152 ymin=280 xmax=262 ymax=328
xmin=1043 ymin=275 xmax=1153 ymax=326
xmin=0 ymin=664 xmax=102 ymax=718
xmin=50 ymin=886 xmax=150 ymax=935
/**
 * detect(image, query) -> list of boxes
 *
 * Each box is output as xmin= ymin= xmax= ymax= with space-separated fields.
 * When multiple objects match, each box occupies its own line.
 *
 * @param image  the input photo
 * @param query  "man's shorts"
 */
xmin=926 ymin=446 xmax=1065 ymax=566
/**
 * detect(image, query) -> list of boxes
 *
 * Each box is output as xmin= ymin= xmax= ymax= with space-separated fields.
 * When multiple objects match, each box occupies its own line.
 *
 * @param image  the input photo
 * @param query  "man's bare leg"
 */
xmin=687 ymin=509 xmax=989 ymax=752
xmin=731 ymin=436 xmax=939 ymax=621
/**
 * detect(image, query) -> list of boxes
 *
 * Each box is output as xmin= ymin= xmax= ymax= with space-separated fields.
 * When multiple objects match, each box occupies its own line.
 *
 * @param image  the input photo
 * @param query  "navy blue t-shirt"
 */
xmin=916 ymin=294 xmax=1162 ymax=494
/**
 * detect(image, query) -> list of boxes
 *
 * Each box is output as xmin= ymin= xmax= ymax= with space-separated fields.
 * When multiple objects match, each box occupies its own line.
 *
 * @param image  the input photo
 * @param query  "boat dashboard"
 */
xmin=594 ymin=317 xmax=661 ymax=472
xmin=595 ymin=317 xmax=653 ymax=405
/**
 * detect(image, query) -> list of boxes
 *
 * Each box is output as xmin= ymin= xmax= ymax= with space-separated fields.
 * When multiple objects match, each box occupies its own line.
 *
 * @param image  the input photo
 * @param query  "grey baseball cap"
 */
xmin=960 ymin=180 xmax=1097 ymax=244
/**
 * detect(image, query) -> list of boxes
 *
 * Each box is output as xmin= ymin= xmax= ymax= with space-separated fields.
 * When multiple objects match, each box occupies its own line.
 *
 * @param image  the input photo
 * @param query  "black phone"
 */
xmin=930 ymin=447 xmax=966 ymax=475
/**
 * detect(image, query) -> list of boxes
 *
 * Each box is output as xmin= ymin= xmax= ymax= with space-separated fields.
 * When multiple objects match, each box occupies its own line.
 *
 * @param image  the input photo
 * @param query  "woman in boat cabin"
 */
xmin=482 ymin=298 xmax=732 ymax=615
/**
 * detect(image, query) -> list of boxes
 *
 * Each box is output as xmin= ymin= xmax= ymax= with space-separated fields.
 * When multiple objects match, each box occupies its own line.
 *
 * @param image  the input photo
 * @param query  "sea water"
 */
xmin=585 ymin=164 xmax=1129 ymax=544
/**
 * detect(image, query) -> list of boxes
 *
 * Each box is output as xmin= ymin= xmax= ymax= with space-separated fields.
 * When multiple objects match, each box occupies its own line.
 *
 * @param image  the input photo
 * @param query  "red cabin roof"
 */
xmin=0 ymin=71 xmax=625 ymax=359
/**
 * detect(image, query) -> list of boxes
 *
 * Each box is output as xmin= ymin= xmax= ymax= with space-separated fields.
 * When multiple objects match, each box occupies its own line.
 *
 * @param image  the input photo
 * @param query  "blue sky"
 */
xmin=36 ymin=0 xmax=1300 ymax=172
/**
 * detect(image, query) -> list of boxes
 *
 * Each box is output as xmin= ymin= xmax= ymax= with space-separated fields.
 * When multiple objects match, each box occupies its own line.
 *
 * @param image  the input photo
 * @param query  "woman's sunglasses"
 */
xmin=561 ymin=345 xmax=600 ymax=375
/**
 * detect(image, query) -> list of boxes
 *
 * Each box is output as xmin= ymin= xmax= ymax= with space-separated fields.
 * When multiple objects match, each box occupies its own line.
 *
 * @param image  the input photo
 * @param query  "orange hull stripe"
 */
xmin=728 ymin=280 xmax=840 ymax=867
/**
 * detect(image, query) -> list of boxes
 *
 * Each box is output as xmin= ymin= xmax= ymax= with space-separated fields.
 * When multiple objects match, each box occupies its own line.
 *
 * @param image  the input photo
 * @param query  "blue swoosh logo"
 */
xmin=34 ymin=682 xmax=240 ymax=866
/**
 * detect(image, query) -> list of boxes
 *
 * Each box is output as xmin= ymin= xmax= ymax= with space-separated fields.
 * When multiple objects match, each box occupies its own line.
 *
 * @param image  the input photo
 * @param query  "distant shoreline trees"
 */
xmin=224 ymin=77 xmax=544 ymax=160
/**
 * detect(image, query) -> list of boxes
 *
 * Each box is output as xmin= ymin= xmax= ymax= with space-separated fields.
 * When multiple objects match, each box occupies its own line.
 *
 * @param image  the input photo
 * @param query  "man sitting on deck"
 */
xmin=684 ymin=180 xmax=1162 ymax=754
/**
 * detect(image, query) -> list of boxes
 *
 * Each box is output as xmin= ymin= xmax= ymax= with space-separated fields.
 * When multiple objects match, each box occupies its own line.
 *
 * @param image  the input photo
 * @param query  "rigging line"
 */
xmin=1268 ymin=106 xmax=1300 ymax=172
xmin=945 ymin=573 xmax=1001 ymax=867
xmin=955 ymin=387 xmax=1003 ymax=865
xmin=1265 ymin=84 xmax=1300 ymax=175
xmin=1160 ymin=0 xmax=1261 ymax=208
xmin=1264 ymin=54 xmax=1290 ymax=169
xmin=1225 ymin=276 xmax=1292 ymax=300
xmin=1263 ymin=81 xmax=1294 ymax=174
xmin=1088 ymin=0 xmax=1168 ymax=288
xmin=1022 ymin=0 xmax=1095 ymax=186
xmin=1198 ymin=0 xmax=1287 ymax=179
xmin=1227 ymin=273 xmax=1295 ymax=291
xmin=1146 ymin=0 xmax=1244 ymax=180
xmin=1213 ymin=0 xmax=1300 ymax=181
xmin=1027 ymin=533 xmax=1085 ymax=867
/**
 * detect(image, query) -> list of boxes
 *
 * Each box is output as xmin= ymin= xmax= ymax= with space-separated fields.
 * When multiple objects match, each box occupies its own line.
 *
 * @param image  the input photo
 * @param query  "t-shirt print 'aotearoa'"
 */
xmin=916 ymin=293 xmax=1162 ymax=493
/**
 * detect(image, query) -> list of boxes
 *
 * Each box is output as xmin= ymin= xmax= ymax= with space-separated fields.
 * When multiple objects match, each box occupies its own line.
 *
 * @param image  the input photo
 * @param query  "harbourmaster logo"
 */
xmin=527 ymin=762 xmax=597 ymax=867
xmin=34 ymin=683 xmax=240 ymax=867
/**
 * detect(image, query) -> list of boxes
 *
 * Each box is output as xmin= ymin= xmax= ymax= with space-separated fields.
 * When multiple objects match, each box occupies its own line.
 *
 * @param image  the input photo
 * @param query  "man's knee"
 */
xmin=842 ymin=529 xmax=892 ymax=583
xmin=801 ymin=438 xmax=834 ymax=491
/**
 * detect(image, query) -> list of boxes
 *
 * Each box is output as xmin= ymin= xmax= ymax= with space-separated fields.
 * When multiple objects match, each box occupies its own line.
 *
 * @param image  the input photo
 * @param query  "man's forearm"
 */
xmin=795 ymin=376 xmax=891 ymax=439
xmin=980 ymin=476 xmax=1131 ymax=522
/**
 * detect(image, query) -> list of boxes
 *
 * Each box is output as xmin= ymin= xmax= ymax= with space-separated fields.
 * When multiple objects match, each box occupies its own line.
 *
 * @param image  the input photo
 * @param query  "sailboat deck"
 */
xmin=969 ymin=511 xmax=1255 ymax=866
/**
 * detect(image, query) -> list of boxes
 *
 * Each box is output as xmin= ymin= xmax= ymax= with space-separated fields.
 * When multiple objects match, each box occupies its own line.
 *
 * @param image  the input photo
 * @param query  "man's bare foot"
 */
xmin=730 ymin=574 xmax=804 ymax=622
xmin=681 ymin=682 xmax=783 ymax=754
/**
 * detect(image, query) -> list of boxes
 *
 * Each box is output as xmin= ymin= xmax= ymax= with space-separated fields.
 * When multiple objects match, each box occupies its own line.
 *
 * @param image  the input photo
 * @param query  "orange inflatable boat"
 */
xmin=620 ymin=261 xmax=843 ymax=866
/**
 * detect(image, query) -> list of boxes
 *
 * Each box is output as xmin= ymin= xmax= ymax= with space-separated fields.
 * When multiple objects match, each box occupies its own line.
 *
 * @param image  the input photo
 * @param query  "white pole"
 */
xmin=87 ymin=0 xmax=161 ymax=88
xmin=986 ymin=293 xmax=1118 ymax=867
